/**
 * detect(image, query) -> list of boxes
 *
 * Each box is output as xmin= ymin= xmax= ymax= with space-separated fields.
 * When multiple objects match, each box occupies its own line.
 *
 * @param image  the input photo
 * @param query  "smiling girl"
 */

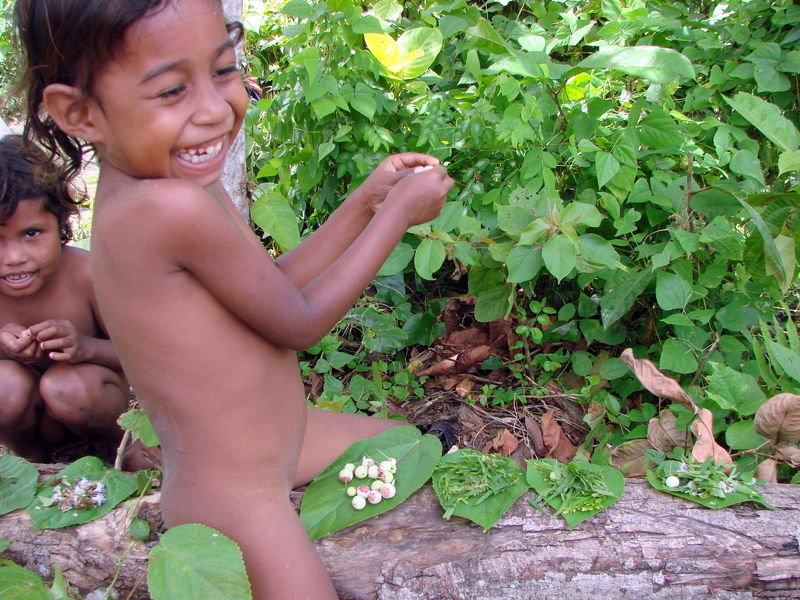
xmin=0 ymin=134 xmax=129 ymax=463
xmin=14 ymin=0 xmax=453 ymax=598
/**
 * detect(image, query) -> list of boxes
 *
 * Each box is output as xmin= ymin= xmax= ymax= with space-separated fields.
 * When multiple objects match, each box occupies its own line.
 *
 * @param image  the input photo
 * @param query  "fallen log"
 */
xmin=1 ymin=481 xmax=799 ymax=599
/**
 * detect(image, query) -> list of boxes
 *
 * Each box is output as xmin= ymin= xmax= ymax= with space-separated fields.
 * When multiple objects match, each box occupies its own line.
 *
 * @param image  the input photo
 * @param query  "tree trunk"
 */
xmin=2 ymin=481 xmax=799 ymax=599
xmin=221 ymin=0 xmax=250 ymax=223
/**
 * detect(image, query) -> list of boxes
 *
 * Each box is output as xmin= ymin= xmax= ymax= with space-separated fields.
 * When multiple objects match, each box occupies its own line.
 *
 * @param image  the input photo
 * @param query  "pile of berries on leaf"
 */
xmin=339 ymin=455 xmax=397 ymax=510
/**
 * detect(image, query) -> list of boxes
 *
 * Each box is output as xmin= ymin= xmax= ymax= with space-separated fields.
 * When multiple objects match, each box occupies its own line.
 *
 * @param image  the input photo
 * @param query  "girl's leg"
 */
xmin=294 ymin=408 xmax=400 ymax=487
xmin=0 ymin=360 xmax=46 ymax=460
xmin=38 ymin=362 xmax=129 ymax=441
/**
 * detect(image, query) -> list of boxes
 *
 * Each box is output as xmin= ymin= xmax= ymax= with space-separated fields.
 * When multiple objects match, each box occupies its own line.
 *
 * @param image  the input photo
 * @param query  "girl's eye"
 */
xmin=215 ymin=65 xmax=239 ymax=78
xmin=23 ymin=229 xmax=40 ymax=238
xmin=158 ymin=86 xmax=185 ymax=100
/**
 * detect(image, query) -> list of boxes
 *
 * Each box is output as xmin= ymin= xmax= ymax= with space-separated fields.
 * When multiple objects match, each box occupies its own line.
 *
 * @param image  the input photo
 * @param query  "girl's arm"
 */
xmin=160 ymin=167 xmax=452 ymax=351
xmin=274 ymin=153 xmax=440 ymax=287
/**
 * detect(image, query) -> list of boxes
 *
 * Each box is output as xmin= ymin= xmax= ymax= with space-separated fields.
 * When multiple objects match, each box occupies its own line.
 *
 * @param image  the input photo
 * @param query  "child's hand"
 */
xmin=360 ymin=153 xmax=441 ymax=212
xmin=382 ymin=165 xmax=454 ymax=228
xmin=0 ymin=323 xmax=43 ymax=364
xmin=26 ymin=319 xmax=90 ymax=363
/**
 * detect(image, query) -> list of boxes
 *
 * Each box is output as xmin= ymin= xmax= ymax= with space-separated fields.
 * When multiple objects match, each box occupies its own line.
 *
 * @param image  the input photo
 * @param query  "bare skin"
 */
xmin=41 ymin=0 xmax=454 ymax=598
xmin=0 ymin=199 xmax=128 ymax=462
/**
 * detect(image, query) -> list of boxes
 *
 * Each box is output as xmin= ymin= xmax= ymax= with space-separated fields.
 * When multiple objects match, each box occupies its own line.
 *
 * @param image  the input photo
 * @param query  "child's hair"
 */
xmin=0 ymin=134 xmax=84 ymax=243
xmin=14 ymin=0 xmax=242 ymax=180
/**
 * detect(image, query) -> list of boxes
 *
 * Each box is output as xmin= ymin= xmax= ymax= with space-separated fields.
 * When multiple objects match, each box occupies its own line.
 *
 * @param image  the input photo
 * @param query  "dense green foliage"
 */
xmin=244 ymin=0 xmax=799 ymax=479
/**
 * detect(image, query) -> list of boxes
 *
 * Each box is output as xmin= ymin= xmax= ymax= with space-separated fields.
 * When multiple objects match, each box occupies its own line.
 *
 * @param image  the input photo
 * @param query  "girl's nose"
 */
xmin=2 ymin=244 xmax=28 ymax=266
xmin=192 ymin=83 xmax=231 ymax=126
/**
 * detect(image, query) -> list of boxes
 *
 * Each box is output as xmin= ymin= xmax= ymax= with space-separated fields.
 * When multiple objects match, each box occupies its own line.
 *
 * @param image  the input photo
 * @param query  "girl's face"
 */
xmin=0 ymin=197 xmax=63 ymax=298
xmin=88 ymin=0 xmax=247 ymax=188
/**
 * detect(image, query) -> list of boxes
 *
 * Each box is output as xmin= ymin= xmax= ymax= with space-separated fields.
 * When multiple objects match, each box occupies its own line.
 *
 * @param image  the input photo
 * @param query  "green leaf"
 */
xmin=475 ymin=285 xmax=512 ymax=322
xmin=433 ymin=449 xmax=528 ymax=531
xmin=506 ymin=245 xmax=543 ymax=283
xmin=542 ymin=234 xmax=577 ymax=282
xmin=725 ymin=420 xmax=766 ymax=450
xmin=561 ymin=203 xmax=604 ymax=228
xmin=118 ymin=409 xmax=160 ymax=447
xmin=148 ymin=524 xmax=251 ymax=600
xmin=300 ymin=427 xmax=441 ymax=539
xmin=377 ymin=242 xmax=414 ymax=276
xmin=722 ymin=92 xmax=800 ymax=152
xmin=27 ymin=457 xmax=137 ymax=529
xmin=578 ymin=234 xmax=618 ymax=269
xmin=0 ymin=561 xmax=51 ymax=600
xmin=655 ymin=270 xmax=692 ymax=311
xmin=595 ymin=151 xmax=620 ymax=189
xmin=576 ymin=45 xmax=695 ymax=83
xmin=639 ymin=109 xmax=683 ymax=148
xmin=645 ymin=468 xmax=773 ymax=510
xmin=600 ymin=268 xmax=654 ymax=329
xmin=778 ymin=150 xmax=800 ymax=174
xmin=0 ymin=455 xmax=38 ymax=516
xmin=365 ymin=28 xmax=443 ymax=80
xmin=738 ymin=197 xmax=793 ymax=290
xmin=659 ymin=338 xmax=697 ymax=374
xmin=414 ymin=238 xmax=446 ymax=280
xmin=705 ymin=362 xmax=766 ymax=416
xmin=764 ymin=338 xmax=800 ymax=383
xmin=526 ymin=459 xmax=625 ymax=529
xmin=251 ymin=184 xmax=300 ymax=251
xmin=730 ymin=149 xmax=765 ymax=185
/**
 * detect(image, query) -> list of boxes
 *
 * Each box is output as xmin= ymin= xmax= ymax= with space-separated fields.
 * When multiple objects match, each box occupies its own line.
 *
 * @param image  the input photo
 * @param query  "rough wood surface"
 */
xmin=2 ymin=481 xmax=799 ymax=599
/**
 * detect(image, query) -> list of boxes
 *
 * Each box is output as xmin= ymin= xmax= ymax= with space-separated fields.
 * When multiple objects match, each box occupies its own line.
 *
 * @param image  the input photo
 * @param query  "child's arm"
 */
xmin=25 ymin=319 xmax=123 ymax=370
xmin=274 ymin=153 xmax=440 ymax=287
xmin=157 ymin=166 xmax=453 ymax=351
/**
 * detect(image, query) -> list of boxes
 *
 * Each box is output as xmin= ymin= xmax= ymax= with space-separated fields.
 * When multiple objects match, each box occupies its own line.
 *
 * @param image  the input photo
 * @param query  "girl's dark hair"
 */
xmin=14 ymin=0 xmax=242 ymax=179
xmin=0 ymin=134 xmax=84 ymax=243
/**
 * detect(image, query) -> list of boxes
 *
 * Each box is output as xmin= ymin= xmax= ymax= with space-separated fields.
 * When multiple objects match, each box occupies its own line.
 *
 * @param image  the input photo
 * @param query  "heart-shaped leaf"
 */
xmin=0 ymin=455 xmax=38 ymax=516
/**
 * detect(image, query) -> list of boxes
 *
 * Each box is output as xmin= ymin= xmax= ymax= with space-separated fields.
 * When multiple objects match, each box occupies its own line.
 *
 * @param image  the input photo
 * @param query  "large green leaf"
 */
xmin=0 ymin=455 xmax=38 ymax=516
xmin=0 ymin=561 xmax=51 ymax=600
xmin=723 ymin=92 xmax=800 ymax=152
xmin=639 ymin=109 xmax=683 ymax=148
xmin=414 ymin=238 xmax=446 ymax=280
xmin=705 ymin=362 xmax=766 ymax=416
xmin=432 ymin=449 xmax=528 ymax=531
xmin=655 ymin=270 xmax=691 ymax=311
xmin=148 ymin=524 xmax=251 ymax=600
xmin=251 ymin=184 xmax=300 ymax=251
xmin=300 ymin=427 xmax=441 ymax=540
xmin=506 ymin=244 xmax=543 ymax=283
xmin=365 ymin=28 xmax=443 ymax=80
xmin=27 ymin=456 xmax=136 ymax=529
xmin=542 ymin=234 xmax=577 ymax=281
xmin=576 ymin=45 xmax=695 ymax=83
xmin=600 ymin=268 xmax=654 ymax=329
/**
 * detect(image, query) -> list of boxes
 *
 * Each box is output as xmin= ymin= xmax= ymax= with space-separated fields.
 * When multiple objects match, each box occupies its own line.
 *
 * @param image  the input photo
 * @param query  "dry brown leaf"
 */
xmin=416 ymin=355 xmax=458 ymax=377
xmin=754 ymin=393 xmax=800 ymax=443
xmin=454 ymin=377 xmax=475 ymax=398
xmin=620 ymin=348 xmax=697 ymax=411
xmin=483 ymin=429 xmax=519 ymax=456
xmin=755 ymin=458 xmax=778 ymax=483
xmin=647 ymin=409 xmax=692 ymax=453
xmin=609 ymin=439 xmax=653 ymax=475
xmin=774 ymin=444 xmax=800 ymax=467
xmin=691 ymin=408 xmax=732 ymax=465
xmin=456 ymin=344 xmax=491 ymax=371
xmin=541 ymin=410 xmax=578 ymax=463
xmin=524 ymin=416 xmax=546 ymax=457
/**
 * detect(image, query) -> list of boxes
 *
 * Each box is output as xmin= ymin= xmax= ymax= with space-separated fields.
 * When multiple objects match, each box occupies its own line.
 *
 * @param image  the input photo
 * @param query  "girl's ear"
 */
xmin=42 ymin=84 xmax=104 ymax=143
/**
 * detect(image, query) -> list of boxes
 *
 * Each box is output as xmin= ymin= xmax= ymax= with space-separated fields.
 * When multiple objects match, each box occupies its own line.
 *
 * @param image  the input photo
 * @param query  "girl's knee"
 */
xmin=0 ymin=361 xmax=37 ymax=425
xmin=39 ymin=364 xmax=96 ymax=425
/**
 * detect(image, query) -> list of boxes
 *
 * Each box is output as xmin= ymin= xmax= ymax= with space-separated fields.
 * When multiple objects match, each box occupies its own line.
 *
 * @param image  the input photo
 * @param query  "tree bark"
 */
xmin=2 ymin=481 xmax=799 ymax=599
xmin=221 ymin=0 xmax=250 ymax=223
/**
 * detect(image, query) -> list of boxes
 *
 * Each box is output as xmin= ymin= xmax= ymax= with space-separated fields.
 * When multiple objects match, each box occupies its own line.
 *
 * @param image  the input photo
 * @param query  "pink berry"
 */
xmin=366 ymin=490 xmax=382 ymax=504
xmin=380 ymin=483 xmax=396 ymax=499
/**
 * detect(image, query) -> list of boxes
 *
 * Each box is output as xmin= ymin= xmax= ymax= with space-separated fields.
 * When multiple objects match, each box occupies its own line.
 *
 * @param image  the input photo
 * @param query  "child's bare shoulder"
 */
xmin=101 ymin=178 xmax=220 ymax=226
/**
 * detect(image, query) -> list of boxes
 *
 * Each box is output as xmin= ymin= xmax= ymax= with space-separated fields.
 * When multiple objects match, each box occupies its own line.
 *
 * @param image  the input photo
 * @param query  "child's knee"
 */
xmin=0 ymin=361 xmax=36 ymax=425
xmin=39 ymin=364 xmax=95 ymax=425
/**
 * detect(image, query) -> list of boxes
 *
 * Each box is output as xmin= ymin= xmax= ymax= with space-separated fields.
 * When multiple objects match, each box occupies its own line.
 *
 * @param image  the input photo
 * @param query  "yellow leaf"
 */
xmin=364 ymin=33 xmax=401 ymax=69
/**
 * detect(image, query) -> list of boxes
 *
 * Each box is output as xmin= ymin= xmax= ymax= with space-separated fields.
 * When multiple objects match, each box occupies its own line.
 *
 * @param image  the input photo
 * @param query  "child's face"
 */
xmin=88 ymin=0 xmax=247 ymax=188
xmin=0 ymin=197 xmax=63 ymax=298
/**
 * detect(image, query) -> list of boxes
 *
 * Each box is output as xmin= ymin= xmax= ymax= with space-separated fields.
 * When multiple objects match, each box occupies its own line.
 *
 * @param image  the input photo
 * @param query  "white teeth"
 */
xmin=4 ymin=273 xmax=32 ymax=282
xmin=177 ymin=141 xmax=223 ymax=165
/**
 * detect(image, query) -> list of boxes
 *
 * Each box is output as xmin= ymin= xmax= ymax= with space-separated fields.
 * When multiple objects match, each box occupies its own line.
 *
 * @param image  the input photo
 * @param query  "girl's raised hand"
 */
xmin=381 ymin=164 xmax=454 ymax=228
xmin=359 ymin=153 xmax=441 ymax=212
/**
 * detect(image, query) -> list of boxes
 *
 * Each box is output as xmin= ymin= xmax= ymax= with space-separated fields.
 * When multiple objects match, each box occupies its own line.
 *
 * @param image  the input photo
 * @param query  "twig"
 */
xmin=114 ymin=430 xmax=131 ymax=471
